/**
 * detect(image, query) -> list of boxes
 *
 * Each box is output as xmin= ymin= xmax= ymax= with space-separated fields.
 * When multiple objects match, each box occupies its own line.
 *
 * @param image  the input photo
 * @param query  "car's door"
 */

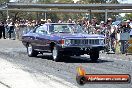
xmin=34 ymin=25 xmax=49 ymax=50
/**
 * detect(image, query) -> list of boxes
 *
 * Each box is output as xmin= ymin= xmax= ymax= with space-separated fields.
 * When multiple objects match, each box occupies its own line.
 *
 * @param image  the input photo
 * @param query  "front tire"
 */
xmin=90 ymin=49 xmax=99 ymax=62
xmin=27 ymin=44 xmax=38 ymax=57
xmin=52 ymin=46 xmax=62 ymax=62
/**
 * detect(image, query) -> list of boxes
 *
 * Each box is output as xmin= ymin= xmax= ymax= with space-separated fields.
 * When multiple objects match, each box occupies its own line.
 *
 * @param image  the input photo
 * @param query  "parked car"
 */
xmin=22 ymin=23 xmax=106 ymax=62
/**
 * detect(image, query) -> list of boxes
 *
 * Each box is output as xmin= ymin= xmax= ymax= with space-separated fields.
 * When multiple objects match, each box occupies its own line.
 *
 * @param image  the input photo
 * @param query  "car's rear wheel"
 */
xmin=52 ymin=46 xmax=62 ymax=62
xmin=90 ymin=50 xmax=99 ymax=62
xmin=27 ymin=44 xmax=38 ymax=57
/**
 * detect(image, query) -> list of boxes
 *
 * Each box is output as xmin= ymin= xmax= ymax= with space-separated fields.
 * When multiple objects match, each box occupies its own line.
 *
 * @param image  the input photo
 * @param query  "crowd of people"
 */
xmin=0 ymin=18 xmax=54 ymax=40
xmin=0 ymin=17 xmax=132 ymax=53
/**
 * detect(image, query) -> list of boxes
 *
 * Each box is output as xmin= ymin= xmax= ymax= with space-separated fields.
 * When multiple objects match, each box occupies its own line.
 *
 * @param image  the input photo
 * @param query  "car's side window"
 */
xmin=33 ymin=26 xmax=40 ymax=33
xmin=35 ymin=26 xmax=47 ymax=35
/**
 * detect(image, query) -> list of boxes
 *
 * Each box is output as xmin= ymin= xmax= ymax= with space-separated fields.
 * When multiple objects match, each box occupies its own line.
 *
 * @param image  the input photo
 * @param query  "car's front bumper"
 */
xmin=57 ymin=45 xmax=106 ymax=55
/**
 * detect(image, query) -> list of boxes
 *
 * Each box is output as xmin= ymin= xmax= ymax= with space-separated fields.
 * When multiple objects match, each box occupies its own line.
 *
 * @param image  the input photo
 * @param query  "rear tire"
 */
xmin=52 ymin=46 xmax=62 ymax=62
xmin=90 ymin=49 xmax=99 ymax=62
xmin=27 ymin=44 xmax=38 ymax=57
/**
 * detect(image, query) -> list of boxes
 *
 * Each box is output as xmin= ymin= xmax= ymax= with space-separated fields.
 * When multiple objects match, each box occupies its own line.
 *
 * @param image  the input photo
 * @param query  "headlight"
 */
xmin=65 ymin=39 xmax=71 ymax=45
xmin=99 ymin=39 xmax=104 ymax=45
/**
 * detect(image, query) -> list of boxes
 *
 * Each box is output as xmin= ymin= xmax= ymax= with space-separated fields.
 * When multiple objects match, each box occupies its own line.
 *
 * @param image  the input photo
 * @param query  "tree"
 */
xmin=14 ymin=0 xmax=34 ymax=3
xmin=37 ymin=0 xmax=54 ymax=3
xmin=54 ymin=0 xmax=74 ymax=3
xmin=0 ymin=0 xmax=10 ymax=21
xmin=124 ymin=13 xmax=132 ymax=20
xmin=0 ymin=0 xmax=9 ymax=3
xmin=5 ymin=0 xmax=38 ymax=21
xmin=0 ymin=0 xmax=121 ymax=23
xmin=36 ymin=0 xmax=75 ymax=22
xmin=80 ymin=0 xmax=108 ymax=4
xmin=108 ymin=0 xmax=119 ymax=4
xmin=77 ymin=0 xmax=119 ymax=22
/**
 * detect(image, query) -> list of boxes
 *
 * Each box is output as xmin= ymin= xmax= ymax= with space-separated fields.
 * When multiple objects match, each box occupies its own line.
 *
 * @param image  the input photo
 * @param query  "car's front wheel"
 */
xmin=52 ymin=46 xmax=62 ymax=62
xmin=27 ymin=44 xmax=38 ymax=57
xmin=90 ymin=50 xmax=99 ymax=62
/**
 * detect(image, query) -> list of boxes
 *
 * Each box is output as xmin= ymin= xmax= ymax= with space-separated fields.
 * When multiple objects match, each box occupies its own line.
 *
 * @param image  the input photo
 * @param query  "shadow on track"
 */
xmin=36 ymin=54 xmax=113 ymax=63
xmin=62 ymin=56 xmax=113 ymax=63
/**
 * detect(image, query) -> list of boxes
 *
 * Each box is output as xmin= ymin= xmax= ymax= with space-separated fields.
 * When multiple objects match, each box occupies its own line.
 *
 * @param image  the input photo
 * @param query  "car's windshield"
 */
xmin=48 ymin=24 xmax=85 ymax=34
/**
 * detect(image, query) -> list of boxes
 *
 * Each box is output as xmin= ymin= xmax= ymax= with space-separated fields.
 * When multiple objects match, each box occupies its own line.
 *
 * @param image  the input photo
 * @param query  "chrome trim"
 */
xmin=69 ymin=39 xmax=101 ymax=45
xmin=63 ymin=45 xmax=106 ymax=48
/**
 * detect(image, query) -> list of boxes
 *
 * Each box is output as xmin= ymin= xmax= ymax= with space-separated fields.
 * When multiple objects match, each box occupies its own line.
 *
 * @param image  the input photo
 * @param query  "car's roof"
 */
xmin=45 ymin=23 xmax=76 ymax=25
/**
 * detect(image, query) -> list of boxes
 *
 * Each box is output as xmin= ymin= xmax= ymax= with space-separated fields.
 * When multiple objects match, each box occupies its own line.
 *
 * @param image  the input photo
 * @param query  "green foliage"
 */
xmin=0 ymin=0 xmax=9 ymax=3
xmin=0 ymin=0 xmax=120 ymax=23
xmin=78 ymin=0 xmax=119 ymax=22
xmin=54 ymin=0 xmax=74 ymax=3
xmin=109 ymin=0 xmax=119 ymax=4
xmin=37 ymin=0 xmax=55 ymax=3
xmin=80 ymin=0 xmax=108 ymax=4
xmin=36 ymin=0 xmax=75 ymax=22
xmin=124 ymin=13 xmax=132 ymax=20
xmin=0 ymin=0 xmax=9 ymax=21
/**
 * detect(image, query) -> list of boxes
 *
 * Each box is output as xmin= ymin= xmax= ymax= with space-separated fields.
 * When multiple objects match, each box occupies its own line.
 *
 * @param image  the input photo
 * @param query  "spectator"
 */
xmin=81 ymin=17 xmax=89 ymax=33
xmin=58 ymin=19 xmax=63 ymax=23
xmin=77 ymin=19 xmax=82 ymax=26
xmin=119 ymin=20 xmax=131 ymax=33
xmin=91 ymin=17 xmax=98 ymax=27
xmin=106 ymin=18 xmax=113 ymax=31
xmin=0 ymin=21 xmax=6 ymax=39
xmin=31 ymin=20 xmax=37 ymax=27
xmin=15 ymin=21 xmax=20 ymax=40
xmin=99 ymin=21 xmax=106 ymax=35
xmin=67 ymin=19 xmax=72 ymax=23
xmin=105 ymin=18 xmax=116 ymax=52
xmin=40 ymin=19 xmax=46 ymax=25
xmin=7 ymin=22 xmax=15 ymax=39
xmin=47 ymin=19 xmax=52 ymax=23
xmin=129 ymin=19 xmax=132 ymax=28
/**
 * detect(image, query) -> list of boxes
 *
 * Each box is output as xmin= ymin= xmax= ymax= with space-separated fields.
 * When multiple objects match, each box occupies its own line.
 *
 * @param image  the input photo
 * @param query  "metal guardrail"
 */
xmin=1 ymin=3 xmax=132 ymax=13
xmin=7 ymin=3 xmax=132 ymax=9
xmin=1 ymin=9 xmax=132 ymax=13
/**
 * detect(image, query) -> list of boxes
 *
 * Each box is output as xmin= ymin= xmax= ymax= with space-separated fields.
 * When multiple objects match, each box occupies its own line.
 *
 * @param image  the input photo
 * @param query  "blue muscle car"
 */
xmin=22 ymin=23 xmax=106 ymax=62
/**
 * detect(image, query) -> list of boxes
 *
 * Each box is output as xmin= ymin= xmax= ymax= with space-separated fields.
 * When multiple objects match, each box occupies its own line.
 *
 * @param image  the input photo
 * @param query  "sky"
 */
xmin=118 ymin=0 xmax=132 ymax=3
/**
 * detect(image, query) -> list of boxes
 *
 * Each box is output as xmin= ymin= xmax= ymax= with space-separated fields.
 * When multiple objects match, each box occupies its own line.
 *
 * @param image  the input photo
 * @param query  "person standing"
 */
xmin=0 ymin=21 xmax=6 ymax=39
xmin=7 ymin=22 xmax=15 ymax=39
xmin=15 ymin=21 xmax=20 ymax=40
xmin=105 ymin=18 xmax=115 ymax=53
xmin=91 ymin=17 xmax=98 ymax=28
xmin=118 ymin=20 xmax=131 ymax=54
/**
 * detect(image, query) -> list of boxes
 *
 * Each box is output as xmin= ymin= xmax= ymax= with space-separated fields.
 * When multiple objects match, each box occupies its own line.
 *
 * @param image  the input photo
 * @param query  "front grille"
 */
xmin=70 ymin=39 xmax=99 ymax=45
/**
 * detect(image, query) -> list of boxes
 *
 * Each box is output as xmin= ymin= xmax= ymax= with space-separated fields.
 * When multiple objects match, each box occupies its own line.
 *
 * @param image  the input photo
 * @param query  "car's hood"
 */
xmin=51 ymin=33 xmax=105 ymax=39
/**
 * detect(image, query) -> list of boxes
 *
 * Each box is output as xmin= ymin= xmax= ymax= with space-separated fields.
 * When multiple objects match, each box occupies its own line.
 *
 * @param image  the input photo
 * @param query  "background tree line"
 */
xmin=0 ymin=0 xmax=131 ymax=23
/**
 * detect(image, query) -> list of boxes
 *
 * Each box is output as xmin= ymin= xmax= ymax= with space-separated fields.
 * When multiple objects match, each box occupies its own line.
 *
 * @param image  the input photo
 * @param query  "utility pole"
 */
xmin=105 ymin=9 xmax=108 ymax=22
xmin=6 ymin=3 xmax=9 ymax=21
xmin=44 ymin=0 xmax=47 ymax=20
